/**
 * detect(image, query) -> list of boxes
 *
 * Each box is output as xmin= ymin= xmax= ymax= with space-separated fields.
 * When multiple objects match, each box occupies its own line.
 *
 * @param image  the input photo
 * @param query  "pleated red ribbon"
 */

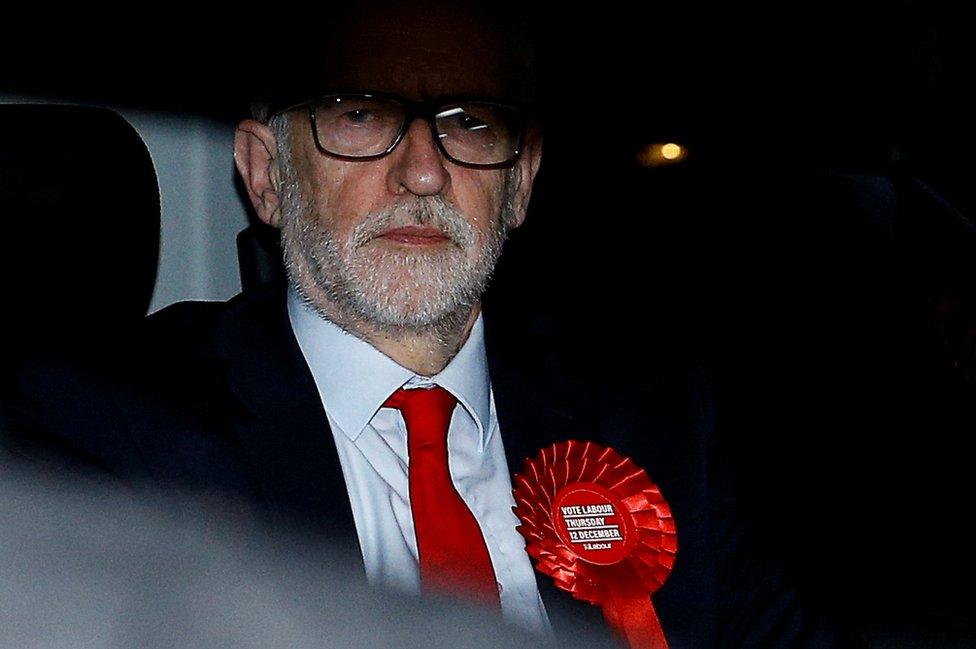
xmin=512 ymin=440 xmax=677 ymax=649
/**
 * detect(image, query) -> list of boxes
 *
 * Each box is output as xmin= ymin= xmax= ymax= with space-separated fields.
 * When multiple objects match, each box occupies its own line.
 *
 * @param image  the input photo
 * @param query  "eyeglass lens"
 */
xmin=313 ymin=95 xmax=521 ymax=166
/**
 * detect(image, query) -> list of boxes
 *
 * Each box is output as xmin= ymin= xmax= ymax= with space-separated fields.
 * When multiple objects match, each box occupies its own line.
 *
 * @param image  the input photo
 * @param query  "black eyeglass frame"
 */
xmin=269 ymin=90 xmax=529 ymax=170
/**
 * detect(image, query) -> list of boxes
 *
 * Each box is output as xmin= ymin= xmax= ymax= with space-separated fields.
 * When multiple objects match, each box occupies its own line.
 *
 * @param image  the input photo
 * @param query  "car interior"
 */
xmin=1 ymin=3 xmax=973 ymax=646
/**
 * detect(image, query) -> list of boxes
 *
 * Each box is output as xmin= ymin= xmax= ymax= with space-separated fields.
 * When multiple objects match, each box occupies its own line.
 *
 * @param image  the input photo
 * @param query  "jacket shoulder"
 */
xmin=4 ymin=288 xmax=284 ymax=488
xmin=138 ymin=283 xmax=287 ymax=365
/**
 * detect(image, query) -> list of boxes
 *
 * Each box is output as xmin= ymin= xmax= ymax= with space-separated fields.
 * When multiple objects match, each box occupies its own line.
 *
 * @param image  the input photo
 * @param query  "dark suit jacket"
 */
xmin=6 ymin=281 xmax=853 ymax=648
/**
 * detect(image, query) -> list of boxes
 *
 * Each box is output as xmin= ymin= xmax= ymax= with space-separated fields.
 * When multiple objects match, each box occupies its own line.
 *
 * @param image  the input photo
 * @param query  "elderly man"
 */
xmin=6 ymin=1 xmax=857 ymax=647
xmin=231 ymin=0 xmax=546 ymax=629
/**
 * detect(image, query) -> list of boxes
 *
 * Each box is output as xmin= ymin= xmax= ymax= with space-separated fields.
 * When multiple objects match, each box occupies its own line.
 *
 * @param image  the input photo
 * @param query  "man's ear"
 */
xmin=234 ymin=118 xmax=285 ymax=228
xmin=509 ymin=127 xmax=543 ymax=229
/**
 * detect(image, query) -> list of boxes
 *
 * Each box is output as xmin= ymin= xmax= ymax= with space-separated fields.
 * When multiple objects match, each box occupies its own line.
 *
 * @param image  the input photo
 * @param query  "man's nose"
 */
xmin=386 ymin=118 xmax=451 ymax=197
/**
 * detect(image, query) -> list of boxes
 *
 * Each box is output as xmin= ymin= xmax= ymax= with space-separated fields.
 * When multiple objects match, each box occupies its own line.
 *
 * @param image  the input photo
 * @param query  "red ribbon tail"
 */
xmin=600 ymin=567 xmax=669 ymax=649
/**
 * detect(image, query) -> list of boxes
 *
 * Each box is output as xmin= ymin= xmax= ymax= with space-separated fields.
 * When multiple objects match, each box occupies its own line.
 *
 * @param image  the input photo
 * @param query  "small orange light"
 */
xmin=661 ymin=143 xmax=682 ymax=160
xmin=636 ymin=142 xmax=689 ymax=167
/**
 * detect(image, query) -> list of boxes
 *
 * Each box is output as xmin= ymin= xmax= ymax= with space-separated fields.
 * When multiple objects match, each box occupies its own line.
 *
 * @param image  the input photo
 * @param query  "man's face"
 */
xmin=265 ymin=6 xmax=539 ymax=334
xmin=277 ymin=115 xmax=520 ymax=333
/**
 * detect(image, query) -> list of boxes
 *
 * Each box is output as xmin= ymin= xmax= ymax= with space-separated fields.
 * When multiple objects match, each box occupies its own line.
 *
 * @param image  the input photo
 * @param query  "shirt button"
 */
xmin=496 ymin=581 xmax=504 ymax=594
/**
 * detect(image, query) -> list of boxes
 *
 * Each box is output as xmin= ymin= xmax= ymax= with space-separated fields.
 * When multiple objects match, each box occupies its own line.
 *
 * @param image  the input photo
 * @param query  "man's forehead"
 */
xmin=306 ymin=2 xmax=517 ymax=101
xmin=251 ymin=1 xmax=535 ymax=121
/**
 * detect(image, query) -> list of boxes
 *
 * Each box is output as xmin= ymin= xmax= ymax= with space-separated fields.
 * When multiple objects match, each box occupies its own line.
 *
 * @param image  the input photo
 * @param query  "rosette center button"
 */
xmin=552 ymin=482 xmax=637 ymax=566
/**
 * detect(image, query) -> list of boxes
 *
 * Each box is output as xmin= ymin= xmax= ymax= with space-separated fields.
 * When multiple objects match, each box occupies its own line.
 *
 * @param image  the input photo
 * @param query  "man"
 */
xmin=6 ymin=1 xmax=856 ymax=646
xmin=231 ymin=0 xmax=547 ymax=632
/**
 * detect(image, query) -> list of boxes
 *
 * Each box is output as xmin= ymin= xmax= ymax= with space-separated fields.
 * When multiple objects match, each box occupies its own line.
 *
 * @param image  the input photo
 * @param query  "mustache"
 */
xmin=351 ymin=196 xmax=476 ymax=249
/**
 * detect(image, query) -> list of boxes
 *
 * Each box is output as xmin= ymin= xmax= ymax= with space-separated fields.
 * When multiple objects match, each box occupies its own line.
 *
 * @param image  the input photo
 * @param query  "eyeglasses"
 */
xmin=273 ymin=92 xmax=527 ymax=169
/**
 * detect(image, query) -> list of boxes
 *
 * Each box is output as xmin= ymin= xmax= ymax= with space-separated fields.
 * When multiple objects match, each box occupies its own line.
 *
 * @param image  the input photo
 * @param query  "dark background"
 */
xmin=4 ymin=1 xmax=974 ymax=643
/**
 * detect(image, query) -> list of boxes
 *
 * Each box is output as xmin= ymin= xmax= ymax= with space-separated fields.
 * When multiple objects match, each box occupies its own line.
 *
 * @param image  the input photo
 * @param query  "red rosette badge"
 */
xmin=512 ymin=440 xmax=677 ymax=649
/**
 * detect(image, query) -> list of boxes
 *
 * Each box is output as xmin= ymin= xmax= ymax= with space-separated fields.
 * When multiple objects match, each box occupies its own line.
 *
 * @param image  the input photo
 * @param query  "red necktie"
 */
xmin=383 ymin=386 xmax=500 ymax=607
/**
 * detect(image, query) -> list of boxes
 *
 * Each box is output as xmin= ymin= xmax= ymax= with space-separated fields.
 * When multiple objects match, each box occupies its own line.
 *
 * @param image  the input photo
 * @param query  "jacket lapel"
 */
xmin=482 ymin=297 xmax=617 ymax=642
xmin=215 ymin=283 xmax=361 ymax=554
xmin=482 ymin=297 xmax=601 ymax=472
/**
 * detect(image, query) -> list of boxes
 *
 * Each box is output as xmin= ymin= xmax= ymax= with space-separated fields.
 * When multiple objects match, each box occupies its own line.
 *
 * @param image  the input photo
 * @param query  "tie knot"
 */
xmin=383 ymin=385 xmax=458 ymax=431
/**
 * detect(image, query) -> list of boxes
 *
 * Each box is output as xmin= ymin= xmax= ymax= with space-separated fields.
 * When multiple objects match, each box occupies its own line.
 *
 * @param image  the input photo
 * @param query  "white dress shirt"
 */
xmin=287 ymin=288 xmax=550 ymax=635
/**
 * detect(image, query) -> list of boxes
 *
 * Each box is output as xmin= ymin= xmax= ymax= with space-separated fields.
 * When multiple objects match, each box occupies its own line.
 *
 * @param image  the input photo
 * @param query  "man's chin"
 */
xmin=342 ymin=268 xmax=479 ymax=330
xmin=303 ymin=244 xmax=491 ymax=330
xmin=350 ymin=245 xmax=471 ymax=292
xmin=348 ymin=295 xmax=471 ymax=332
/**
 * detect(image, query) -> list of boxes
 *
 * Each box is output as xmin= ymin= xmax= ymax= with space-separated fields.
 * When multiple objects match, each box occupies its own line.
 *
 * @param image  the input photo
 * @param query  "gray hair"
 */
xmin=268 ymin=112 xmax=296 ymax=187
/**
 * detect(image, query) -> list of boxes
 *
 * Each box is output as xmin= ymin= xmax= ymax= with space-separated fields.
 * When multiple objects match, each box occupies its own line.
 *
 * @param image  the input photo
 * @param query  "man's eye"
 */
xmin=457 ymin=114 xmax=489 ymax=131
xmin=343 ymin=109 xmax=374 ymax=123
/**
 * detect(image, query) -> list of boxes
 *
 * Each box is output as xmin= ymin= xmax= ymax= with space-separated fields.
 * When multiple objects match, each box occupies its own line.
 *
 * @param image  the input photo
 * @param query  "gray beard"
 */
xmin=278 ymin=171 xmax=517 ymax=340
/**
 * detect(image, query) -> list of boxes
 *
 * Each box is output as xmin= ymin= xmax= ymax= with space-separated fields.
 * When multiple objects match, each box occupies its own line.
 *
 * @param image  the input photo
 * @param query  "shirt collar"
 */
xmin=287 ymin=286 xmax=493 ymax=449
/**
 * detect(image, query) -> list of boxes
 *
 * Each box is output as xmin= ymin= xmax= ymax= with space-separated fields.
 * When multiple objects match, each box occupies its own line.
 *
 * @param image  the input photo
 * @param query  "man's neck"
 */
xmin=352 ymin=304 xmax=482 ymax=376
xmin=298 ymin=286 xmax=481 ymax=376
